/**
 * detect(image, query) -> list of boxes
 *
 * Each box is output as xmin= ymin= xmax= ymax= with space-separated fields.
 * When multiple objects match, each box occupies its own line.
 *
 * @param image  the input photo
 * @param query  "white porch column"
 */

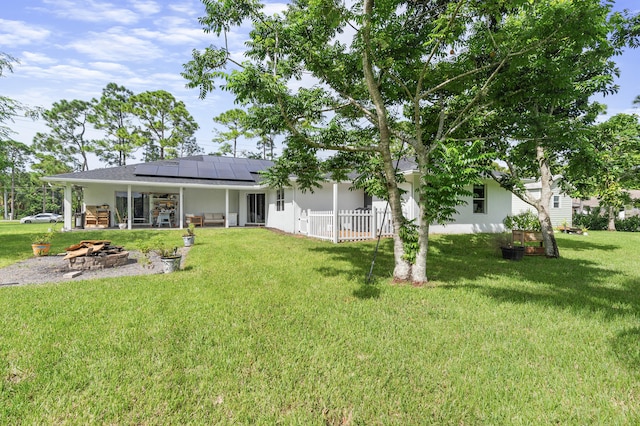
xmin=179 ymin=187 xmax=184 ymax=229
xmin=333 ymin=183 xmax=339 ymax=243
xmin=225 ymin=189 xmax=229 ymax=228
xmin=127 ymin=185 xmax=132 ymax=229
xmin=64 ymin=183 xmax=72 ymax=230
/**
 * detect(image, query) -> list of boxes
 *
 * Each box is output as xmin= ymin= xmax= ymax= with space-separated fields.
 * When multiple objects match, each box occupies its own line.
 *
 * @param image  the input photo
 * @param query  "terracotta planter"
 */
xmin=32 ymin=243 xmax=51 ymax=256
xmin=160 ymin=256 xmax=181 ymax=273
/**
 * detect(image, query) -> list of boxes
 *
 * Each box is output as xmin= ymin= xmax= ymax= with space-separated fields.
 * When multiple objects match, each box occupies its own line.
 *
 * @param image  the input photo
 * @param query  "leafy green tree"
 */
xmin=89 ymin=83 xmax=141 ymax=166
xmin=0 ymin=53 xmax=22 ymax=140
xmin=212 ymin=108 xmax=254 ymax=157
xmin=0 ymin=140 xmax=32 ymax=219
xmin=565 ymin=113 xmax=640 ymax=231
xmin=183 ymin=0 xmax=624 ymax=283
xmin=128 ymin=90 xmax=200 ymax=161
xmin=33 ymin=99 xmax=96 ymax=171
xmin=484 ymin=0 xmax=622 ymax=257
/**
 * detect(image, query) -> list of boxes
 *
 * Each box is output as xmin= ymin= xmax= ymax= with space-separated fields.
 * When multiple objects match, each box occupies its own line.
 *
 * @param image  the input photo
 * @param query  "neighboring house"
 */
xmin=573 ymin=190 xmax=640 ymax=219
xmin=43 ymin=155 xmax=572 ymax=240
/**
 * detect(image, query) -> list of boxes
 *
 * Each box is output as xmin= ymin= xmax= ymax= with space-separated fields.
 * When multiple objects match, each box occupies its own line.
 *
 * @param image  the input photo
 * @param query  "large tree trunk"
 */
xmin=607 ymin=206 xmax=617 ymax=231
xmin=411 ymin=211 xmax=429 ymax=284
xmin=536 ymin=144 xmax=559 ymax=258
xmin=538 ymin=209 xmax=559 ymax=258
xmin=362 ymin=0 xmax=412 ymax=282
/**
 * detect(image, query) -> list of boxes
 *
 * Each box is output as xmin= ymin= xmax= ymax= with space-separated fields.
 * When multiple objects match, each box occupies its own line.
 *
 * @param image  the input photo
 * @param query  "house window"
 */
xmin=276 ymin=188 xmax=285 ymax=212
xmin=553 ymin=195 xmax=560 ymax=208
xmin=473 ymin=184 xmax=486 ymax=214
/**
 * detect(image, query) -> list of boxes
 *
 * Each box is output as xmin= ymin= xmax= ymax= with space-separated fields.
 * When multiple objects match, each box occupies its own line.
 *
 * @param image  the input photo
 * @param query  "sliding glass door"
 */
xmin=246 ymin=193 xmax=265 ymax=225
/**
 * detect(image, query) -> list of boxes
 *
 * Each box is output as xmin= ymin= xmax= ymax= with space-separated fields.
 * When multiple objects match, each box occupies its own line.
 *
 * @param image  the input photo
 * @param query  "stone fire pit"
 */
xmin=64 ymin=240 xmax=129 ymax=271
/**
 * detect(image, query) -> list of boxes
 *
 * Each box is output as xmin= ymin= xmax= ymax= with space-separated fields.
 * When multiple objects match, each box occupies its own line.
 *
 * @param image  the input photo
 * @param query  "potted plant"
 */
xmin=494 ymin=232 xmax=524 ymax=261
xmin=157 ymin=245 xmax=181 ymax=273
xmin=31 ymin=227 xmax=56 ymax=256
xmin=115 ymin=209 xmax=128 ymax=229
xmin=182 ymin=223 xmax=196 ymax=247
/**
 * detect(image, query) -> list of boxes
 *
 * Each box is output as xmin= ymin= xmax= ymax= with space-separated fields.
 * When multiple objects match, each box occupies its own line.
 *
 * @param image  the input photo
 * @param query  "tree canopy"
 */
xmin=565 ymin=113 xmax=640 ymax=231
xmin=183 ymin=0 xmax=629 ymax=283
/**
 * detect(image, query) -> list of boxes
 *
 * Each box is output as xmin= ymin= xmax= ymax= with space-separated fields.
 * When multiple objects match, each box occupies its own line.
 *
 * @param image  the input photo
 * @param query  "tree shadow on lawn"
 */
xmin=551 ymin=234 xmax=620 ymax=252
xmin=307 ymin=234 xmax=640 ymax=318
xmin=429 ymin=234 xmax=640 ymax=321
xmin=308 ymin=239 xmax=395 ymax=300
xmin=610 ymin=327 xmax=640 ymax=371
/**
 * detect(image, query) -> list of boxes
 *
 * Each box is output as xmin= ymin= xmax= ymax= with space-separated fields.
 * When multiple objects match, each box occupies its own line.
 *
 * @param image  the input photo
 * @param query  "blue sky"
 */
xmin=1 ymin=0 xmax=639 ymax=167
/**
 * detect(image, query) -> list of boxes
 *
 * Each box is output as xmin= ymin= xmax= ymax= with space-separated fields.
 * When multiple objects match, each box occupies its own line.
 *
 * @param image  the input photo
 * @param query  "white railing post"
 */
xmin=371 ymin=207 xmax=377 ymax=239
xmin=333 ymin=184 xmax=339 ymax=243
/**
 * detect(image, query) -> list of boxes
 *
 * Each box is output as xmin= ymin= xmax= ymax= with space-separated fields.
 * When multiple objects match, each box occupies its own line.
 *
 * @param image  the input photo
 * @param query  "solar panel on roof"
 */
xmin=232 ymin=168 xmax=254 ymax=180
xmin=135 ymin=164 xmax=159 ymax=176
xmin=133 ymin=156 xmax=272 ymax=182
xmin=156 ymin=166 xmax=179 ymax=177
xmin=216 ymin=168 xmax=236 ymax=179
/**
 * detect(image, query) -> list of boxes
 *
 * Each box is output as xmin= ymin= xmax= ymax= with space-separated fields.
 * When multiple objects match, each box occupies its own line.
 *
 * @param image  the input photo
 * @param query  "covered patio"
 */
xmin=43 ymin=156 xmax=274 ymax=232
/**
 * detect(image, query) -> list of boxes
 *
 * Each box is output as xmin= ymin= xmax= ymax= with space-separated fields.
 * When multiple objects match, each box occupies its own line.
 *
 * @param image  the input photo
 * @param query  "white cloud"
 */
xmin=132 ymin=25 xmax=210 ymax=46
xmin=88 ymin=61 xmax=133 ymax=74
xmin=20 ymin=51 xmax=58 ymax=65
xmin=20 ymin=64 xmax=113 ymax=82
xmin=67 ymin=27 xmax=164 ymax=62
xmin=0 ymin=19 xmax=51 ymax=47
xmin=168 ymin=0 xmax=203 ymax=17
xmin=42 ymin=0 xmax=139 ymax=24
xmin=131 ymin=0 xmax=162 ymax=15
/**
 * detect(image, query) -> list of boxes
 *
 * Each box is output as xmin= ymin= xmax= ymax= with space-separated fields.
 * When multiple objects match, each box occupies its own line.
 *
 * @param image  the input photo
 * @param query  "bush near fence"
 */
xmin=573 ymin=208 xmax=640 ymax=232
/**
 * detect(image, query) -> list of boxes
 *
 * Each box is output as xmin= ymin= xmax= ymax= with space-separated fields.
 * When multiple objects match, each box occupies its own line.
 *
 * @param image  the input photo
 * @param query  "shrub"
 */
xmin=503 ymin=210 xmax=541 ymax=231
xmin=573 ymin=207 xmax=608 ymax=231
xmin=615 ymin=215 xmax=640 ymax=232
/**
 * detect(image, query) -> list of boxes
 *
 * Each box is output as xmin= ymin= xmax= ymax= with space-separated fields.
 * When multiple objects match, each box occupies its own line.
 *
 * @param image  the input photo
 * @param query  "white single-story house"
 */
xmin=43 ymin=155 xmax=572 ymax=242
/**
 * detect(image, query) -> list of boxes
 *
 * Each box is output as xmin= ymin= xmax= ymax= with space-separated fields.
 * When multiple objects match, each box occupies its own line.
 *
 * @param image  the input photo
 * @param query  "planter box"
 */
xmin=525 ymin=246 xmax=545 ymax=255
xmin=512 ymin=230 xmax=544 ymax=256
xmin=501 ymin=246 xmax=525 ymax=261
xmin=512 ymin=230 xmax=543 ymax=242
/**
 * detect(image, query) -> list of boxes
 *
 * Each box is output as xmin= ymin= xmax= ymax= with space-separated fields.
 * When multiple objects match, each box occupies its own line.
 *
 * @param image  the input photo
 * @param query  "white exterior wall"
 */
xmin=429 ymin=179 xmax=512 ymax=234
xmin=265 ymin=187 xmax=297 ymax=233
xmin=294 ymin=182 xmax=364 ymax=212
xmin=182 ymin=188 xmax=238 ymax=217
xmin=511 ymin=186 xmax=573 ymax=227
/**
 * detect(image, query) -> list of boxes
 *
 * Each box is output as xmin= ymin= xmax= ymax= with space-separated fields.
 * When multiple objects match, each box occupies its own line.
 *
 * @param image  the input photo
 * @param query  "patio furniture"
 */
xmin=185 ymin=214 xmax=203 ymax=227
xmin=203 ymin=213 xmax=225 ymax=227
xmin=158 ymin=212 xmax=173 ymax=227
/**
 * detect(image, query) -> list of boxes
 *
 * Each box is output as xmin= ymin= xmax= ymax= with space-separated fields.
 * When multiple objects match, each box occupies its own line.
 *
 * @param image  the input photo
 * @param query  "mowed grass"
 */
xmin=1 ymin=222 xmax=639 ymax=424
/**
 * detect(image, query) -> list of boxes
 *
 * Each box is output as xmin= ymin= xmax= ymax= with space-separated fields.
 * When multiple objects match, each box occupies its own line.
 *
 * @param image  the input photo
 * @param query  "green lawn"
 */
xmin=1 ymin=223 xmax=639 ymax=424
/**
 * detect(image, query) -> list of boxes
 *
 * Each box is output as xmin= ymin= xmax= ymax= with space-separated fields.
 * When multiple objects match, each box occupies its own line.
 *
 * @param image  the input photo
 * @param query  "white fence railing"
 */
xmin=299 ymin=208 xmax=394 ymax=243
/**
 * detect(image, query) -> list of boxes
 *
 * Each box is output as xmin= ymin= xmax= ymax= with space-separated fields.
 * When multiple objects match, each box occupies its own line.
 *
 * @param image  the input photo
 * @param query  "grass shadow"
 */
xmin=429 ymin=233 xmax=640 ymax=320
xmin=309 ymin=238 xmax=395 ymax=283
xmin=610 ymin=327 xmax=640 ymax=370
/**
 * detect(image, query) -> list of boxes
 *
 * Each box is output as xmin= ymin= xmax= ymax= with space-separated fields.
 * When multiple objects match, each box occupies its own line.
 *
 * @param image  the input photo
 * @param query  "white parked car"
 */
xmin=20 ymin=213 xmax=63 ymax=223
